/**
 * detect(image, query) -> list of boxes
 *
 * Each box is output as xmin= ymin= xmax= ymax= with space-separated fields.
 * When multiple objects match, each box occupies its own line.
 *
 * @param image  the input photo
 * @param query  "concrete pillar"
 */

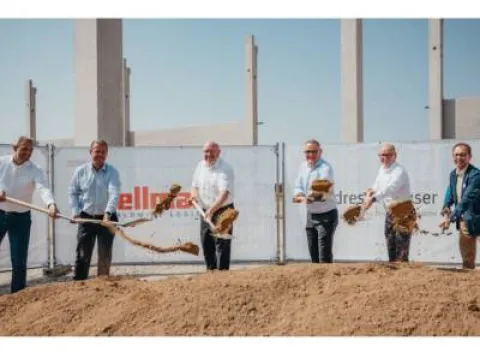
xmin=74 ymin=19 xmax=123 ymax=146
xmin=428 ymin=19 xmax=444 ymax=140
xmin=340 ymin=19 xmax=364 ymax=143
xmin=122 ymin=58 xmax=131 ymax=146
xmin=25 ymin=79 xmax=37 ymax=142
xmin=245 ymin=35 xmax=259 ymax=145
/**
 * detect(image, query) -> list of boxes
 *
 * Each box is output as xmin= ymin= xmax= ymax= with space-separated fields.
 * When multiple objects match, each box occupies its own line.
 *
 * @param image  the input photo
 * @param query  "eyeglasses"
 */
xmin=378 ymin=153 xmax=393 ymax=157
xmin=304 ymin=150 xmax=318 ymax=154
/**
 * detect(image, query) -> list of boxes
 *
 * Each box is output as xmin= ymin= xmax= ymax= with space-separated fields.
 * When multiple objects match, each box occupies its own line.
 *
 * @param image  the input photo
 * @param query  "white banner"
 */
xmin=53 ymin=145 xmax=279 ymax=265
xmin=0 ymin=144 xmax=50 ymax=270
xmin=284 ymin=141 xmax=480 ymax=264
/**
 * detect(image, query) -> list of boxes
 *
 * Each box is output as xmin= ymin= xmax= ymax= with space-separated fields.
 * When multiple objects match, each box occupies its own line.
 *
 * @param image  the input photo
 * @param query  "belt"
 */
xmin=202 ymin=203 xmax=234 ymax=211
xmin=80 ymin=211 xmax=106 ymax=219
xmin=0 ymin=209 xmax=31 ymax=216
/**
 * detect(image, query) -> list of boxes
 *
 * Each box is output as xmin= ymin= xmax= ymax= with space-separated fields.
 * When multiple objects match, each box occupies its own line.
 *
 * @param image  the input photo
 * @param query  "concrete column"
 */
xmin=245 ymin=35 xmax=258 ymax=145
xmin=122 ymin=58 xmax=131 ymax=146
xmin=25 ymin=79 xmax=37 ymax=142
xmin=74 ymin=19 xmax=123 ymax=146
xmin=340 ymin=19 xmax=364 ymax=143
xmin=428 ymin=19 xmax=444 ymax=140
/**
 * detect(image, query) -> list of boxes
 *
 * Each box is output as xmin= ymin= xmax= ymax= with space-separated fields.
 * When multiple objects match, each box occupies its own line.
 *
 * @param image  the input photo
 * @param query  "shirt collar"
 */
xmin=204 ymin=158 xmax=221 ymax=169
xmin=456 ymin=165 xmax=468 ymax=176
xmin=382 ymin=161 xmax=397 ymax=172
xmin=10 ymin=155 xmax=31 ymax=168
xmin=307 ymin=158 xmax=323 ymax=169
xmin=91 ymin=162 xmax=107 ymax=172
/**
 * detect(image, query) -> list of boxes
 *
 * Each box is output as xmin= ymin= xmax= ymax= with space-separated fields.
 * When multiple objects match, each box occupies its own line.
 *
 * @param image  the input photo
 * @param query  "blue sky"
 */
xmin=0 ymin=19 xmax=479 ymax=146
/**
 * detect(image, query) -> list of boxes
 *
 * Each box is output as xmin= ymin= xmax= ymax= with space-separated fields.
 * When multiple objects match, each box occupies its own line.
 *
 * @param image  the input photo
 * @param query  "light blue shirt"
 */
xmin=294 ymin=158 xmax=337 ymax=213
xmin=68 ymin=162 xmax=121 ymax=216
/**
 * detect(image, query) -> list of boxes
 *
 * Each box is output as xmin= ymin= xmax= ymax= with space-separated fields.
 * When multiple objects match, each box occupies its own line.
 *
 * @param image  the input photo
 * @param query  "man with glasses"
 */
xmin=362 ymin=143 xmax=413 ymax=262
xmin=293 ymin=139 xmax=338 ymax=263
xmin=439 ymin=143 xmax=480 ymax=269
xmin=188 ymin=141 xmax=235 ymax=271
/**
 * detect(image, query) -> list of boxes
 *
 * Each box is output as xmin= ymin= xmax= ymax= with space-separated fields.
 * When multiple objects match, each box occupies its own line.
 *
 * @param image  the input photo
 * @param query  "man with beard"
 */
xmin=68 ymin=140 xmax=121 ymax=280
xmin=188 ymin=141 xmax=235 ymax=271
xmin=0 ymin=136 xmax=58 ymax=293
xmin=362 ymin=143 xmax=413 ymax=263
xmin=439 ymin=142 xmax=480 ymax=270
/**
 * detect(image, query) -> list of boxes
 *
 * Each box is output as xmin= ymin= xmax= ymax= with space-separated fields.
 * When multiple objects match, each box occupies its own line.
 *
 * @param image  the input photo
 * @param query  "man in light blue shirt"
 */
xmin=293 ymin=139 xmax=338 ymax=263
xmin=68 ymin=140 xmax=121 ymax=280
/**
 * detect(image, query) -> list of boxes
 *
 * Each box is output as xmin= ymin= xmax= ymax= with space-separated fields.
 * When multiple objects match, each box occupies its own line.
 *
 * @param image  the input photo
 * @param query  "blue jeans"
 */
xmin=0 ymin=210 xmax=32 ymax=293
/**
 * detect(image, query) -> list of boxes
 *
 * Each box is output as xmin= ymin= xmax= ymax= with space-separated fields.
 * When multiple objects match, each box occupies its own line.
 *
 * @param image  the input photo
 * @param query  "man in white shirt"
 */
xmin=363 ymin=143 xmax=412 ymax=262
xmin=293 ymin=139 xmax=338 ymax=263
xmin=188 ymin=141 xmax=235 ymax=271
xmin=0 ymin=136 xmax=58 ymax=293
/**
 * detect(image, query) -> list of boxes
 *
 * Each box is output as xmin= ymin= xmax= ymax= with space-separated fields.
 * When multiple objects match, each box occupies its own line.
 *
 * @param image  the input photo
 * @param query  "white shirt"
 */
xmin=294 ymin=159 xmax=337 ymax=214
xmin=456 ymin=166 xmax=467 ymax=201
xmin=192 ymin=158 xmax=234 ymax=209
xmin=0 ymin=155 xmax=55 ymax=213
xmin=371 ymin=162 xmax=411 ymax=209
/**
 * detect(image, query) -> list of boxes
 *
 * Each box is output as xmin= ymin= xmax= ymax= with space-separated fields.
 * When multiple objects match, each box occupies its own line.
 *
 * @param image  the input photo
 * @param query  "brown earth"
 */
xmin=0 ymin=262 xmax=479 ymax=336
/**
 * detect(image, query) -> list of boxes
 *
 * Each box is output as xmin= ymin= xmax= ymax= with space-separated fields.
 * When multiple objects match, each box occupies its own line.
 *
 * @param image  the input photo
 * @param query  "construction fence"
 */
xmin=1 ymin=140 xmax=479 ymax=271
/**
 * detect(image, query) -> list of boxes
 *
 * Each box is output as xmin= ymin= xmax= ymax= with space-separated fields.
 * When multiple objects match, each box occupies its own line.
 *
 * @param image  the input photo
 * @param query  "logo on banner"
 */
xmin=117 ymin=186 xmax=198 ymax=220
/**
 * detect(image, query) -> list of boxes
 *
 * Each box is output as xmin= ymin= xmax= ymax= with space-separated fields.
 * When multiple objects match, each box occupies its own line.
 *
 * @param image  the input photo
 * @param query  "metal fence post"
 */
xmin=47 ymin=143 xmax=55 ymax=270
xmin=280 ymin=142 xmax=286 ymax=264
xmin=274 ymin=142 xmax=286 ymax=265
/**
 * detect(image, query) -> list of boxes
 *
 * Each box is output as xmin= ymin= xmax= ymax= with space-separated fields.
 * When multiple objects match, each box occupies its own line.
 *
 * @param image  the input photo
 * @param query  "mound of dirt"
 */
xmin=0 ymin=262 xmax=479 ymax=336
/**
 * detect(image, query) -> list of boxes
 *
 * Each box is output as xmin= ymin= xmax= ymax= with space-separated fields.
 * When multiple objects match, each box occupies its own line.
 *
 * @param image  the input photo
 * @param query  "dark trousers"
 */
xmin=200 ymin=204 xmax=234 ymax=271
xmin=305 ymin=209 xmax=338 ymax=263
xmin=73 ymin=211 xmax=118 ymax=281
xmin=0 ymin=210 xmax=32 ymax=293
xmin=384 ymin=213 xmax=412 ymax=262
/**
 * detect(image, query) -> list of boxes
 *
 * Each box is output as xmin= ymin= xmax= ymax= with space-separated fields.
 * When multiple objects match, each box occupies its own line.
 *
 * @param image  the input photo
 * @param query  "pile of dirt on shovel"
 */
xmin=0 ymin=262 xmax=479 ymax=336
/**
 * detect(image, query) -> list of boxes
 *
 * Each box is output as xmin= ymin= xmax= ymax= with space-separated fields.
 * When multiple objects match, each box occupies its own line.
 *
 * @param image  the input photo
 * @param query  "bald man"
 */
xmin=363 ymin=143 xmax=413 ymax=262
xmin=189 ymin=142 xmax=235 ymax=271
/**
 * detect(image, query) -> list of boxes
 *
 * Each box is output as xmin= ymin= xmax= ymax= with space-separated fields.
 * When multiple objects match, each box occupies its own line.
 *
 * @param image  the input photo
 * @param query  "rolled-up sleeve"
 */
xmin=105 ymin=167 xmax=121 ymax=214
xmin=217 ymin=165 xmax=234 ymax=194
xmin=68 ymin=168 xmax=82 ymax=216
xmin=294 ymin=165 xmax=305 ymax=196
xmin=33 ymin=166 xmax=55 ymax=206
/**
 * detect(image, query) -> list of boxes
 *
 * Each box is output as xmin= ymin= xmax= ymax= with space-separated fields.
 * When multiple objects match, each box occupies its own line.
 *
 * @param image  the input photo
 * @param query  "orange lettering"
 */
xmin=134 ymin=186 xmax=141 ymax=210
xmin=118 ymin=193 xmax=133 ymax=210
xmin=117 ymin=187 xmax=193 ymax=211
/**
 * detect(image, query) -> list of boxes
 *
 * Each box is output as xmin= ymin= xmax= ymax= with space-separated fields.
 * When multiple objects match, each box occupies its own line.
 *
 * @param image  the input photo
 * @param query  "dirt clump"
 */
xmin=0 ymin=262 xmax=479 ymax=336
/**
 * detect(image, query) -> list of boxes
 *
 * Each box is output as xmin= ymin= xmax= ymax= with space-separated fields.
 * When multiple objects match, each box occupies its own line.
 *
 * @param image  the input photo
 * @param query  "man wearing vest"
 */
xmin=440 ymin=143 xmax=480 ymax=270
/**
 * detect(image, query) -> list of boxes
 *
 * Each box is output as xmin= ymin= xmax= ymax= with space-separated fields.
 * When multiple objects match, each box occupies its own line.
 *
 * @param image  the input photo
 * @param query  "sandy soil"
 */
xmin=0 ymin=262 xmax=479 ymax=336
